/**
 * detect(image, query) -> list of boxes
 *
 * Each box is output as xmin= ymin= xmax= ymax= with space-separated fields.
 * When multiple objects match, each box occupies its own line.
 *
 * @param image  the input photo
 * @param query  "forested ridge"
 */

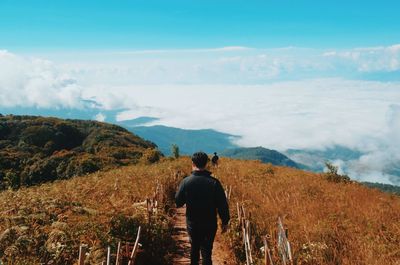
xmin=0 ymin=115 xmax=160 ymax=189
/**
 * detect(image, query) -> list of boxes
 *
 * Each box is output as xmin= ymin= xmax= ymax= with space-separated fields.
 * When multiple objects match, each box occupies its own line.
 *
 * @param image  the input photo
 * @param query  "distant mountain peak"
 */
xmin=220 ymin=146 xmax=302 ymax=168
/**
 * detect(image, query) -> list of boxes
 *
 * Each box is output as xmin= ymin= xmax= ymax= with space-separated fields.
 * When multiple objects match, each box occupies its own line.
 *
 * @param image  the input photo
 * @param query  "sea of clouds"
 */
xmin=1 ymin=45 xmax=400 ymax=184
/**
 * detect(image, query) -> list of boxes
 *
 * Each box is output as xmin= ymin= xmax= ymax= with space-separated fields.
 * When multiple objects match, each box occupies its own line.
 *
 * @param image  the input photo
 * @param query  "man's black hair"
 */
xmin=192 ymin=151 xmax=209 ymax=169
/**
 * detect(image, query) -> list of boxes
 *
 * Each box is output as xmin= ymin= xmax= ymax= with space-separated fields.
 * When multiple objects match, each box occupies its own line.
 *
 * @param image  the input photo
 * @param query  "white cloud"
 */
xmin=323 ymin=44 xmax=400 ymax=72
xmin=345 ymin=104 xmax=400 ymax=185
xmin=54 ymin=48 xmax=327 ymax=85
xmin=48 ymin=44 xmax=399 ymax=87
xmin=1 ymin=48 xmax=400 ymax=184
xmin=0 ymin=50 xmax=84 ymax=109
xmin=103 ymin=80 xmax=400 ymax=151
xmin=94 ymin=112 xmax=106 ymax=122
xmin=113 ymin=46 xmax=252 ymax=55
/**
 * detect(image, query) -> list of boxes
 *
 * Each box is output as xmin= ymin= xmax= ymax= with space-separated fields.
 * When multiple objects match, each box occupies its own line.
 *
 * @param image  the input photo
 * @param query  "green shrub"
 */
xmin=79 ymin=157 xmax=101 ymax=175
xmin=20 ymin=126 xmax=54 ymax=148
xmin=142 ymin=149 xmax=161 ymax=164
xmin=171 ymin=144 xmax=180 ymax=159
xmin=324 ymin=162 xmax=350 ymax=183
xmin=4 ymin=171 xmax=20 ymax=190
xmin=0 ymin=123 xmax=10 ymax=139
xmin=109 ymin=215 xmax=143 ymax=241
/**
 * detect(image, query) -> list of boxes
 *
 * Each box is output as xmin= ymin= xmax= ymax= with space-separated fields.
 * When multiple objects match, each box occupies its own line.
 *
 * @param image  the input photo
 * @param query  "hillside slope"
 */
xmin=0 ymin=157 xmax=399 ymax=264
xmin=0 ymin=115 xmax=160 ymax=189
xmin=0 ymin=160 xmax=186 ymax=264
xmin=221 ymin=146 xmax=302 ymax=168
xmin=213 ymin=159 xmax=400 ymax=265
xmin=130 ymin=125 xmax=239 ymax=155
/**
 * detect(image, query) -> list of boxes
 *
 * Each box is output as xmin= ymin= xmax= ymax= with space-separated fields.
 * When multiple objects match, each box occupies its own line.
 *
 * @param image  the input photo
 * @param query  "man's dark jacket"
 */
xmin=175 ymin=170 xmax=230 ymax=228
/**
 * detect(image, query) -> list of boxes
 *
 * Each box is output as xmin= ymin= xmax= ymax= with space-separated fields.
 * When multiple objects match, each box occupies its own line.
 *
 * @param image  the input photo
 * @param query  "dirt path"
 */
xmin=171 ymin=207 xmax=235 ymax=265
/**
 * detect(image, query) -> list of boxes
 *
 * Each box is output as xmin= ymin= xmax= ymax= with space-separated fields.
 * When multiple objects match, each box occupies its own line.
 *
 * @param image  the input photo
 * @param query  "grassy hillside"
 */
xmin=130 ymin=125 xmax=239 ymax=155
xmin=220 ymin=146 xmax=302 ymax=168
xmin=0 ymin=159 xmax=188 ymax=264
xmin=362 ymin=182 xmax=400 ymax=195
xmin=0 ymin=115 xmax=160 ymax=190
xmin=212 ymin=158 xmax=400 ymax=265
xmin=0 ymin=157 xmax=399 ymax=264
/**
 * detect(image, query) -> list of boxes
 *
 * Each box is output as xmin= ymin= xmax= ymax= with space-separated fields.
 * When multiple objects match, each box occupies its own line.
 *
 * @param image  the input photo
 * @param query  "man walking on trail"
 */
xmin=211 ymin=152 xmax=219 ymax=167
xmin=175 ymin=151 xmax=230 ymax=265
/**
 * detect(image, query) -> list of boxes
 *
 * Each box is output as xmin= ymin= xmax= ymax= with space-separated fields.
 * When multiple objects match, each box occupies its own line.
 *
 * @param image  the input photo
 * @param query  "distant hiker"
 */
xmin=175 ymin=151 xmax=230 ymax=265
xmin=211 ymin=152 xmax=219 ymax=167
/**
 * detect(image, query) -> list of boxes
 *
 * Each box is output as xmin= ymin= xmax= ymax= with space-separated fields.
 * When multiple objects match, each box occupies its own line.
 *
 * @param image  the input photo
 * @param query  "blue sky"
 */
xmin=1 ymin=0 xmax=400 ymax=51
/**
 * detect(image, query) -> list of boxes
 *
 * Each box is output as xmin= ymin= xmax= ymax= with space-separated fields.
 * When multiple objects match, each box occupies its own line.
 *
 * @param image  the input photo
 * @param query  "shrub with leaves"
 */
xmin=324 ymin=161 xmax=351 ymax=183
xmin=171 ymin=144 xmax=180 ymax=159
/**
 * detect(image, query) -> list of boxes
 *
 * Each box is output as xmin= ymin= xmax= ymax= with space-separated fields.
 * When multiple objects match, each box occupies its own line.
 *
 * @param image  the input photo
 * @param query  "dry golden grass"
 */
xmin=0 ymin=159 xmax=189 ymax=264
xmin=0 ymin=156 xmax=399 ymax=264
xmin=212 ymin=158 xmax=400 ymax=265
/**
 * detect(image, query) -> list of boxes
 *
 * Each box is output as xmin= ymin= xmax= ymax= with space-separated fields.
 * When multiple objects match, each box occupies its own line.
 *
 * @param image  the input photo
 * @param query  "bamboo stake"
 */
xmin=242 ymin=226 xmax=247 ymax=244
xmin=263 ymin=236 xmax=274 ymax=265
xmin=263 ymin=236 xmax=268 ymax=265
xmin=241 ymin=205 xmax=246 ymax=220
xmin=236 ymin=202 xmax=241 ymax=225
xmin=128 ymin=226 xmax=141 ymax=265
xmin=287 ymin=240 xmax=293 ymax=264
xmin=246 ymin=219 xmax=251 ymax=250
xmin=241 ymin=206 xmax=246 ymax=231
xmin=78 ymin=245 xmax=86 ymax=265
xmin=146 ymin=198 xmax=152 ymax=222
xmin=115 ymin=241 xmax=121 ymax=265
xmin=285 ymin=228 xmax=293 ymax=263
xmin=246 ymin=223 xmax=253 ymax=264
xmin=106 ymin=246 xmax=110 ymax=265
xmin=244 ymin=227 xmax=250 ymax=265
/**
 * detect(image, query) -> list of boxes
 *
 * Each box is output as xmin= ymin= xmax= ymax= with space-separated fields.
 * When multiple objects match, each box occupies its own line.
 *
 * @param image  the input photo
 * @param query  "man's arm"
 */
xmin=215 ymin=180 xmax=230 ymax=226
xmin=175 ymin=179 xmax=186 ymax=208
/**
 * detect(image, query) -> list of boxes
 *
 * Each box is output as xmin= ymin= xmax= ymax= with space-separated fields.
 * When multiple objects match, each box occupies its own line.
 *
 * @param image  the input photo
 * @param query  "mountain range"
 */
xmin=1 ymin=109 xmax=399 ymax=187
xmin=220 ymin=147 xmax=301 ymax=168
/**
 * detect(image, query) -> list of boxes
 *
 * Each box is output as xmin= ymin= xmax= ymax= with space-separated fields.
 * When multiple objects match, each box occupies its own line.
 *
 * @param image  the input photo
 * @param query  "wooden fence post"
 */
xmin=241 ymin=205 xmax=246 ymax=220
xmin=277 ymin=217 xmax=293 ymax=265
xmin=244 ymin=225 xmax=250 ymax=265
xmin=128 ymin=226 xmax=142 ymax=265
xmin=263 ymin=235 xmax=274 ymax=265
xmin=106 ymin=246 xmax=111 ymax=265
xmin=236 ymin=202 xmax=241 ymax=226
xmin=246 ymin=220 xmax=253 ymax=264
xmin=263 ymin=236 xmax=268 ymax=265
xmin=78 ymin=245 xmax=86 ymax=265
xmin=115 ymin=241 xmax=121 ymax=265
xmin=146 ymin=198 xmax=153 ymax=223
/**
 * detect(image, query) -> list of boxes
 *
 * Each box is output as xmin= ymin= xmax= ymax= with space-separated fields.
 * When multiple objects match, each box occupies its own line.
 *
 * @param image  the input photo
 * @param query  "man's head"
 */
xmin=191 ymin=151 xmax=209 ymax=170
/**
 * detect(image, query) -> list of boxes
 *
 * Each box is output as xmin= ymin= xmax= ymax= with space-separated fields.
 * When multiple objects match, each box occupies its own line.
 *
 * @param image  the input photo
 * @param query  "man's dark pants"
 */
xmin=187 ymin=224 xmax=217 ymax=265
